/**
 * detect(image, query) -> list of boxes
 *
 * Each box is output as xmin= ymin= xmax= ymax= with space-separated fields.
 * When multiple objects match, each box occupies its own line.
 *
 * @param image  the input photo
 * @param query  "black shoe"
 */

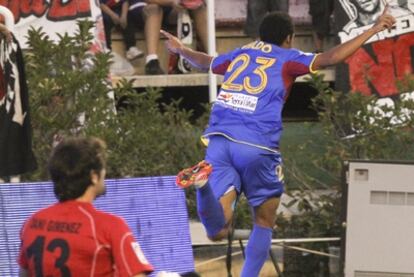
xmin=145 ymin=59 xmax=165 ymax=75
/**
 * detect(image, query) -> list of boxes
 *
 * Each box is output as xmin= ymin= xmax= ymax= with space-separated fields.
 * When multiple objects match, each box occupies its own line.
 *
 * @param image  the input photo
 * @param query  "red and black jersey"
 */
xmin=18 ymin=200 xmax=153 ymax=277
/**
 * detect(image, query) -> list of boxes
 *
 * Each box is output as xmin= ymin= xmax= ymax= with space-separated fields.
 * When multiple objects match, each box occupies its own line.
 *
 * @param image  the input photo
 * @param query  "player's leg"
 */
xmin=176 ymin=161 xmax=238 ymax=241
xmin=197 ymin=183 xmax=237 ymax=241
xmin=233 ymin=147 xmax=284 ymax=277
xmin=176 ymin=136 xmax=240 ymax=241
xmin=241 ymin=197 xmax=280 ymax=277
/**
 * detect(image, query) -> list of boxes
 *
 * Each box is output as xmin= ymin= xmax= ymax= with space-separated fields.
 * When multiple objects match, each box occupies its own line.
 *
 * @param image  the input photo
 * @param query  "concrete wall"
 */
xmin=215 ymin=0 xmax=311 ymax=24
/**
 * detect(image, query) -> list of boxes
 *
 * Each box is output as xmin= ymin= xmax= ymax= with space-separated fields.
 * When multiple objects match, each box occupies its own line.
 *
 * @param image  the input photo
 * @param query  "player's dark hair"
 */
xmin=48 ymin=137 xmax=107 ymax=202
xmin=259 ymin=11 xmax=294 ymax=46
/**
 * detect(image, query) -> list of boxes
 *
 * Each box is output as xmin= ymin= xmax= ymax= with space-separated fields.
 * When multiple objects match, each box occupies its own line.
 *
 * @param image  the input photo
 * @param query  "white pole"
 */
xmin=206 ymin=0 xmax=217 ymax=103
xmin=0 ymin=6 xmax=14 ymax=31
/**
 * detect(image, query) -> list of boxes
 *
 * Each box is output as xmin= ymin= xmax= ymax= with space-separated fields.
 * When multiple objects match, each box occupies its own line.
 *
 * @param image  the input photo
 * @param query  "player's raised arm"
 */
xmin=312 ymin=7 xmax=396 ymax=70
xmin=161 ymin=30 xmax=213 ymax=71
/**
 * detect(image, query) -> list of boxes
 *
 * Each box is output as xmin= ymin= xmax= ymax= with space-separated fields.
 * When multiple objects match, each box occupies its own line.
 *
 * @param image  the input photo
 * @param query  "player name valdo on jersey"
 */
xmin=29 ymin=217 xmax=82 ymax=234
xmin=241 ymin=41 xmax=273 ymax=53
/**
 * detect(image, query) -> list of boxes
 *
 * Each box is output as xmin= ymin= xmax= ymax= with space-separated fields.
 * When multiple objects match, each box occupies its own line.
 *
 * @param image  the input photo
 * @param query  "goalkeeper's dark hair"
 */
xmin=259 ymin=11 xmax=294 ymax=46
xmin=48 ymin=137 xmax=107 ymax=202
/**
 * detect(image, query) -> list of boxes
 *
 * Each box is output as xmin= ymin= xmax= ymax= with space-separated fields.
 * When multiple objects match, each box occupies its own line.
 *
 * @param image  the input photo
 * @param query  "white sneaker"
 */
xmin=126 ymin=46 xmax=144 ymax=60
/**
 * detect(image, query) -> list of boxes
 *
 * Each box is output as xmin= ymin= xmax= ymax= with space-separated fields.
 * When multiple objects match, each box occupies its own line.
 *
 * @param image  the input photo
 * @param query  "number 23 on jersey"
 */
xmin=221 ymin=54 xmax=276 ymax=95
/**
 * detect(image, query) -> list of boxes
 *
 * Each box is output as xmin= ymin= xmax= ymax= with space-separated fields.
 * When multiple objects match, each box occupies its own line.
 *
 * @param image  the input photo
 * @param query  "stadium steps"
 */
xmin=111 ymin=23 xmax=336 ymax=88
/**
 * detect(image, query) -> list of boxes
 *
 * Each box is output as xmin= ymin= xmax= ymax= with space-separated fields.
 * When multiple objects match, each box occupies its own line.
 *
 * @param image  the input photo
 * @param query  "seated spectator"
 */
xmin=309 ymin=0 xmax=333 ymax=53
xmin=100 ymin=0 xmax=144 ymax=60
xmin=18 ymin=137 xmax=154 ymax=276
xmin=142 ymin=0 xmax=208 ymax=75
xmin=244 ymin=0 xmax=289 ymax=39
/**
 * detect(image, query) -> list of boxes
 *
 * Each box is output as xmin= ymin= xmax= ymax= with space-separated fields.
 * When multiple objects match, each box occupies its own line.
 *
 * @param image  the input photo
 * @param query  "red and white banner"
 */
xmin=335 ymin=0 xmax=414 ymax=97
xmin=0 ymin=0 xmax=104 ymax=50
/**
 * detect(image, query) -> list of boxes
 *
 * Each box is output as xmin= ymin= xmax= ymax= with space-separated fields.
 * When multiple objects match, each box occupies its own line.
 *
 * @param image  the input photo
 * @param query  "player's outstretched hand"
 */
xmin=161 ymin=30 xmax=184 ymax=54
xmin=371 ymin=5 xmax=396 ymax=33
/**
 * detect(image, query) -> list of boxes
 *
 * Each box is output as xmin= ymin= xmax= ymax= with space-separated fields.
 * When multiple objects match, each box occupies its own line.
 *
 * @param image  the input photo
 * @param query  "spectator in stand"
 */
xmin=100 ymin=0 xmax=144 ymax=61
xmin=143 ymin=0 xmax=208 ymax=75
xmin=309 ymin=0 xmax=334 ymax=53
xmin=244 ymin=0 xmax=289 ymax=39
xmin=18 ymin=137 xmax=154 ymax=277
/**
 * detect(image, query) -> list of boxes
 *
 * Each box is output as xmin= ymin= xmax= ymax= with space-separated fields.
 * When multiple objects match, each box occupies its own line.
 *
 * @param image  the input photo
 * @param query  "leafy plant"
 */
xmin=277 ymin=72 xmax=414 ymax=273
xmin=25 ymin=20 xmax=115 ymax=180
xmin=24 ymin=20 xmax=205 ymax=181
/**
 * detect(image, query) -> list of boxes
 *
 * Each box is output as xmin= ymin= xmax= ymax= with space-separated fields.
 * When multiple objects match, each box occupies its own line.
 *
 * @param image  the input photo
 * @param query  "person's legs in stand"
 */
xmin=309 ymin=0 xmax=333 ymax=52
xmin=124 ymin=3 xmax=145 ymax=60
xmin=190 ymin=4 xmax=208 ymax=53
xmin=271 ymin=0 xmax=289 ymax=13
xmin=244 ymin=0 xmax=267 ymax=39
xmin=312 ymin=31 xmax=325 ymax=53
xmin=143 ymin=3 xmax=166 ymax=74
xmin=122 ymin=20 xmax=143 ymax=60
xmin=245 ymin=0 xmax=288 ymax=39
xmin=102 ymin=12 xmax=115 ymax=50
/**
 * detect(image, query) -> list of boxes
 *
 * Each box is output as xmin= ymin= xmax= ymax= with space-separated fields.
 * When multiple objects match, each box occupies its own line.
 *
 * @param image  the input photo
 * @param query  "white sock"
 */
xmin=146 ymin=54 xmax=158 ymax=64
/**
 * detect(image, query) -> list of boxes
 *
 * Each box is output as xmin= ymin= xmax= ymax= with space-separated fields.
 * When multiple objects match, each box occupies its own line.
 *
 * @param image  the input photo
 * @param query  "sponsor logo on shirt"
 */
xmin=131 ymin=242 xmax=150 ymax=265
xmin=216 ymin=91 xmax=258 ymax=113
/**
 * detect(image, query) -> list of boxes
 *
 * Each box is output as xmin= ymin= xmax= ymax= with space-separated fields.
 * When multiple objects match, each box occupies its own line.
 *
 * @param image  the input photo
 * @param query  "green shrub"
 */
xmin=24 ymin=20 xmax=205 ymax=181
xmin=278 ymin=73 xmax=414 ymax=273
xmin=277 ymin=73 xmax=414 ymax=270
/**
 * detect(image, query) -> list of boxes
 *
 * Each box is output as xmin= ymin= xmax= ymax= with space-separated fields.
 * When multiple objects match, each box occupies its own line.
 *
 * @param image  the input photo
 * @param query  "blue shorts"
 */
xmin=205 ymin=135 xmax=284 ymax=207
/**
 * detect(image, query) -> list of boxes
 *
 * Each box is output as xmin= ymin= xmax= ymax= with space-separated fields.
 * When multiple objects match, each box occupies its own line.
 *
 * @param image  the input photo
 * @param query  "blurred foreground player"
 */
xmin=164 ymin=8 xmax=396 ymax=277
xmin=18 ymin=137 xmax=153 ymax=277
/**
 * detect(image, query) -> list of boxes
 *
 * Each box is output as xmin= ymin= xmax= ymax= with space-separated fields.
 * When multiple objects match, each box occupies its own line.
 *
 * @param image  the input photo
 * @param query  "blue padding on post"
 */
xmin=0 ymin=176 xmax=194 ymax=276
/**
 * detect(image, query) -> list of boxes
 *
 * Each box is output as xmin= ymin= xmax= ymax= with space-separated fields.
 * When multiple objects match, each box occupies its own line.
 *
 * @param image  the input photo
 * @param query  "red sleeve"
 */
xmin=17 ymin=220 xmax=30 ymax=269
xmin=285 ymin=49 xmax=317 ymax=77
xmin=110 ymin=217 xmax=153 ymax=276
xmin=210 ymin=49 xmax=239 ymax=75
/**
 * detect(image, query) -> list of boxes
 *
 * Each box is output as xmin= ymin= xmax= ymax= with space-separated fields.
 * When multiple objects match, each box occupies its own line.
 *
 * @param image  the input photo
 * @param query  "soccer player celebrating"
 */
xmin=18 ymin=137 xmax=153 ymax=277
xmin=164 ymin=9 xmax=396 ymax=277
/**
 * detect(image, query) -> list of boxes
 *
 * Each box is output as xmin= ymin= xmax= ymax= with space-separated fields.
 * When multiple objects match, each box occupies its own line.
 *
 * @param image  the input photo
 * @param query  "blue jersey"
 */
xmin=204 ymin=41 xmax=317 ymax=150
